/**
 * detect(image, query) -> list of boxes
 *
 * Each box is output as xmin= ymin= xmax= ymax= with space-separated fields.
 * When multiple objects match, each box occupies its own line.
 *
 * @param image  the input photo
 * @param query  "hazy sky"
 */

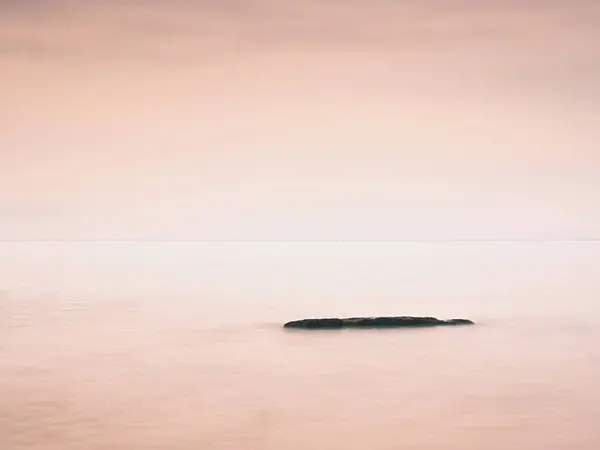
xmin=2 ymin=0 xmax=599 ymax=240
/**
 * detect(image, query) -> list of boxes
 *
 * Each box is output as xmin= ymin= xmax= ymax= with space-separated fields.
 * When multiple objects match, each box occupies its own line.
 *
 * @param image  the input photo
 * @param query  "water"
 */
xmin=1 ymin=242 xmax=599 ymax=449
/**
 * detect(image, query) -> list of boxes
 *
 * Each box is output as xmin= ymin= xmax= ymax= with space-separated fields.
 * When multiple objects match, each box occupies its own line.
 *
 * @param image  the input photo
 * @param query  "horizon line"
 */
xmin=1 ymin=239 xmax=599 ymax=243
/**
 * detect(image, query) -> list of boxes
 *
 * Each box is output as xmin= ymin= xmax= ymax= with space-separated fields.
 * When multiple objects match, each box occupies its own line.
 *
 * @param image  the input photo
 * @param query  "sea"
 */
xmin=1 ymin=241 xmax=599 ymax=450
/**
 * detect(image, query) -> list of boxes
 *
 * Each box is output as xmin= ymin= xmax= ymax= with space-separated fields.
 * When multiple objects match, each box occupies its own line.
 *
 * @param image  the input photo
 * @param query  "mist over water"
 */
xmin=2 ymin=242 xmax=600 ymax=449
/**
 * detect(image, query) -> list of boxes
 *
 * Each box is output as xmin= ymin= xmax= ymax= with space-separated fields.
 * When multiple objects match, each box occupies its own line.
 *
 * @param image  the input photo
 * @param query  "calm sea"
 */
xmin=1 ymin=242 xmax=599 ymax=450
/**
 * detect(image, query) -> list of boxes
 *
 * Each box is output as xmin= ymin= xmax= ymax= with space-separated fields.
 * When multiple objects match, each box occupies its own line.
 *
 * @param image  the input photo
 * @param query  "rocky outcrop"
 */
xmin=283 ymin=316 xmax=474 ymax=329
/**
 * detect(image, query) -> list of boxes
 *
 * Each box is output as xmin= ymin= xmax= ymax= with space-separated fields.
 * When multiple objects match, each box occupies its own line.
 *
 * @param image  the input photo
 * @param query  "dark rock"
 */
xmin=284 ymin=318 xmax=345 ymax=329
xmin=283 ymin=316 xmax=474 ymax=329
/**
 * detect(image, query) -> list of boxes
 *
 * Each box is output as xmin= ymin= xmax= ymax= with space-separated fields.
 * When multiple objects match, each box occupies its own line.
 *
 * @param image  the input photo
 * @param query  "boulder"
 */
xmin=284 ymin=316 xmax=474 ymax=329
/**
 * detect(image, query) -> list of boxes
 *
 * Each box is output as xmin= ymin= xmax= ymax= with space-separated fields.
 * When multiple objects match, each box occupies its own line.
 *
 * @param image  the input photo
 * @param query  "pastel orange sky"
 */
xmin=2 ymin=0 xmax=599 ymax=240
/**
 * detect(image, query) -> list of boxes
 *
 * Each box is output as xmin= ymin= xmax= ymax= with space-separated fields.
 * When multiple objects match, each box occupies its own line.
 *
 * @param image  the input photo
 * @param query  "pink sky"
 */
xmin=1 ymin=0 xmax=599 ymax=240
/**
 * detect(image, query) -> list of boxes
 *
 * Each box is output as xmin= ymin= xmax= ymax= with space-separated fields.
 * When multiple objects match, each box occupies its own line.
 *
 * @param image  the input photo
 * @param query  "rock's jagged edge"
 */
xmin=283 ymin=316 xmax=475 ymax=329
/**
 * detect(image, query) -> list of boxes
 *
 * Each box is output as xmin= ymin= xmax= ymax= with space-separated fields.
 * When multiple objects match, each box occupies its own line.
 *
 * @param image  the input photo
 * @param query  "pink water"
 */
xmin=1 ymin=242 xmax=599 ymax=449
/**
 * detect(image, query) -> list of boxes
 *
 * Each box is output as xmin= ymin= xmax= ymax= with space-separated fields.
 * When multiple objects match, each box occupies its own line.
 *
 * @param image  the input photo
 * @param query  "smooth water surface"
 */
xmin=1 ymin=242 xmax=599 ymax=449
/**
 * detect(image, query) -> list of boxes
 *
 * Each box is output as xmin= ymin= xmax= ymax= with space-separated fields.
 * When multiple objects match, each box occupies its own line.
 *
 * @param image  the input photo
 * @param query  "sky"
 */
xmin=1 ymin=0 xmax=599 ymax=241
